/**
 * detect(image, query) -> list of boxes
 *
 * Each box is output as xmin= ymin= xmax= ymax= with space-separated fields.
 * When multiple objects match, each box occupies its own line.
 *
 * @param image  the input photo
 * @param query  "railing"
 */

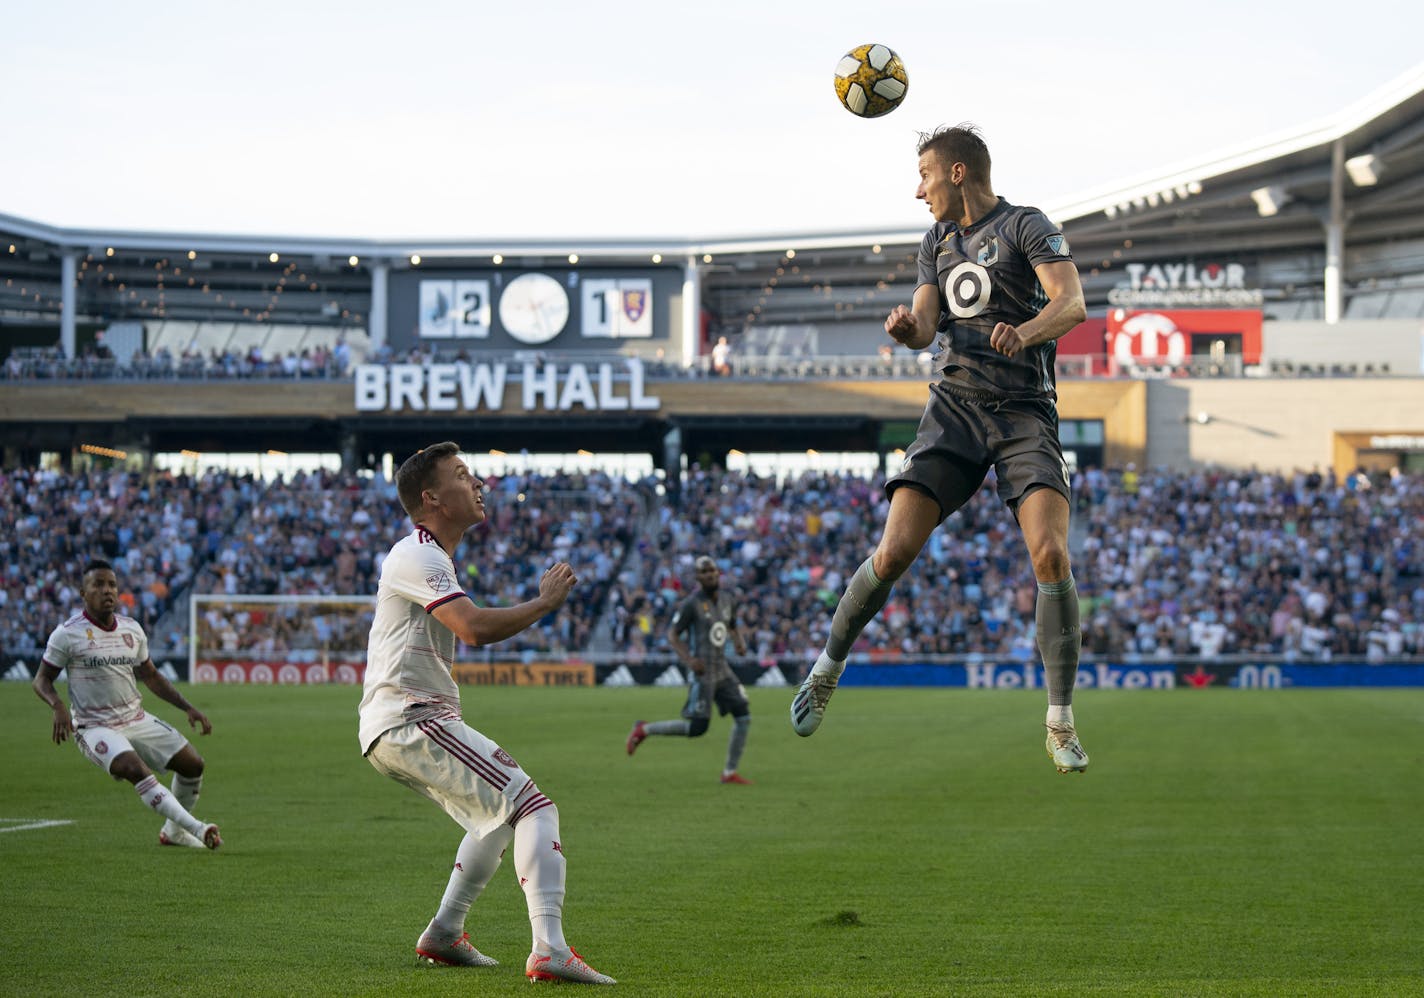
xmin=4 ymin=350 xmax=1410 ymax=384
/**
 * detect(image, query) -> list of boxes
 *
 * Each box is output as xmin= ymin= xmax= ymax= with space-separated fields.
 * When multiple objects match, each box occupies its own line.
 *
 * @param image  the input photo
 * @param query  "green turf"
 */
xmin=2 ymin=683 xmax=1422 ymax=996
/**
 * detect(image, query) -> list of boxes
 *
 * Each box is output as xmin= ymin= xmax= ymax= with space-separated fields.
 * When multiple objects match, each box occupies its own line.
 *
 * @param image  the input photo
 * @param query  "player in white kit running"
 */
xmin=358 ymin=442 xmax=614 ymax=985
xmin=33 ymin=560 xmax=221 ymax=850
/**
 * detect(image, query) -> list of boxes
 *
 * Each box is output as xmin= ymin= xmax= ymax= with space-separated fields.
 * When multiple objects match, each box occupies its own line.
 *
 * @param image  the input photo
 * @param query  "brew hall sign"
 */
xmin=354 ymin=358 xmax=662 ymax=413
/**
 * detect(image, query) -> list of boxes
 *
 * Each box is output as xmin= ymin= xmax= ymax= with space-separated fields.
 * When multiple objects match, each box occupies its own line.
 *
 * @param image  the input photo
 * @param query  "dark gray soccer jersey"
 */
xmin=670 ymin=589 xmax=738 ymax=682
xmin=915 ymin=197 xmax=1074 ymax=398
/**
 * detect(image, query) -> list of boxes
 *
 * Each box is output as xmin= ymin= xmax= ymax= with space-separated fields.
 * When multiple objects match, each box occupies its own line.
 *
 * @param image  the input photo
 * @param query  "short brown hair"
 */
xmin=917 ymin=123 xmax=991 ymax=185
xmin=396 ymin=441 xmax=461 ymax=517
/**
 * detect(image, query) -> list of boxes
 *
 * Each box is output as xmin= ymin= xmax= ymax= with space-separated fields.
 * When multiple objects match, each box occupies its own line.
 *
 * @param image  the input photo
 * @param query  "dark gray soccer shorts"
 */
xmin=886 ymin=382 xmax=1071 ymax=521
xmin=682 ymin=675 xmax=750 ymax=720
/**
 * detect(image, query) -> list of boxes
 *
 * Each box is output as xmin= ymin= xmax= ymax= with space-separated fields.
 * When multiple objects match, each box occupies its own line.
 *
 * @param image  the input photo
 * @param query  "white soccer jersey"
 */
xmin=42 ymin=611 xmax=149 ymax=729
xmin=358 ymin=526 xmax=470 ymax=754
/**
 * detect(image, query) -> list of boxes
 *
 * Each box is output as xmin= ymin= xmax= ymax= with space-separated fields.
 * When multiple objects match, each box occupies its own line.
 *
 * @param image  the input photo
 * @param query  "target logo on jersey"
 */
xmin=944 ymin=261 xmax=992 ymax=318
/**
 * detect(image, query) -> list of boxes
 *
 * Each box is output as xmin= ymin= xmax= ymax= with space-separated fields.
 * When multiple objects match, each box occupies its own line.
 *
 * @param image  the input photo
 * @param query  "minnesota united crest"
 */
xmin=976 ymin=237 xmax=999 ymax=267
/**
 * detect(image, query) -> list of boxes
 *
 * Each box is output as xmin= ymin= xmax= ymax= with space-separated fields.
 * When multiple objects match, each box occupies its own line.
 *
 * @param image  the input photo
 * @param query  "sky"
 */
xmin=3 ymin=1 xmax=1423 ymax=242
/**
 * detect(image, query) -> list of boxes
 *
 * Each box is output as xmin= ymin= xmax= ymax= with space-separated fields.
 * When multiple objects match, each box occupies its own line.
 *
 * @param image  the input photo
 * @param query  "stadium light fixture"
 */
xmin=348 ymin=255 xmax=359 ymax=266
xmin=492 ymin=254 xmax=504 ymax=265
xmin=568 ymin=254 xmax=579 ymax=264
xmin=651 ymin=253 xmax=662 ymax=263
xmin=1250 ymin=186 xmax=1290 ymax=217
xmin=410 ymin=255 xmax=421 ymax=265
xmin=1345 ymin=153 xmax=1381 ymax=187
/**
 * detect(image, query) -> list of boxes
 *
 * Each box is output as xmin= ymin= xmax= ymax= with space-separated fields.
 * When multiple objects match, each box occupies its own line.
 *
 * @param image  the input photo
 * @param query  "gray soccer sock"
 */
xmin=724 ymin=715 xmax=750 ymax=772
xmin=826 ymin=557 xmax=895 ymax=661
xmin=1036 ymin=574 xmax=1081 ymax=707
xmin=645 ymin=719 xmax=692 ymax=736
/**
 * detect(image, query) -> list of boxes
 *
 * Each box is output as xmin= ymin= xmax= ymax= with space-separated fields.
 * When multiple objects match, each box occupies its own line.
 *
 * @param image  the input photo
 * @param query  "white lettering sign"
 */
xmin=1110 ymin=261 xmax=1262 ymax=307
xmin=964 ymin=663 xmax=1175 ymax=690
xmin=352 ymin=359 xmax=661 ymax=413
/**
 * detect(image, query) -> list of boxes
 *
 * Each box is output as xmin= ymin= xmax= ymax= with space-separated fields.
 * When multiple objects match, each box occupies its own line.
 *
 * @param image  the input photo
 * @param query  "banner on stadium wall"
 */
xmin=451 ymin=661 xmax=595 ymax=686
xmin=1108 ymin=261 xmax=1263 ymax=308
xmin=190 ymin=658 xmax=595 ymax=686
xmin=192 ymin=658 xmax=365 ymax=685
xmin=591 ymin=660 xmax=1424 ymax=689
xmin=1 ymin=654 xmax=189 ymax=683
xmin=1105 ymin=308 xmax=1263 ymax=372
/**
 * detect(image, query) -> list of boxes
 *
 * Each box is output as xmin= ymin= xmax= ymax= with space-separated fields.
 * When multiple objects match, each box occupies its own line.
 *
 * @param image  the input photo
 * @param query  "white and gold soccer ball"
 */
xmin=833 ymin=43 xmax=908 ymax=118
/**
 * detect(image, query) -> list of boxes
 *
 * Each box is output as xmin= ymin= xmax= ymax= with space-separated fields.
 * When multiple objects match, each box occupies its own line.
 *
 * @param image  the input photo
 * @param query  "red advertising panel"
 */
xmin=1105 ymin=309 xmax=1262 ymax=374
xmin=193 ymin=659 xmax=367 ymax=685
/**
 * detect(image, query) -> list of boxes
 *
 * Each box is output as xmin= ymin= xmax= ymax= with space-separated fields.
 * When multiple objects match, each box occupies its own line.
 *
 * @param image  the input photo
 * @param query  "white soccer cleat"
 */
xmin=158 ymin=822 xmax=206 ymax=848
xmin=416 ymin=929 xmax=499 ymax=967
xmin=200 ymin=823 xmax=223 ymax=849
xmin=790 ymin=670 xmax=839 ymax=737
xmin=525 ymin=946 xmax=616 ymax=984
xmin=1045 ymin=722 xmax=1089 ymax=774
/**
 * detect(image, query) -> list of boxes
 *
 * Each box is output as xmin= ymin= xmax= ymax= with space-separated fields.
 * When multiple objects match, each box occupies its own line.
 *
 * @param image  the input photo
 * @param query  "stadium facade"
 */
xmin=3 ymin=66 xmax=1423 ymax=476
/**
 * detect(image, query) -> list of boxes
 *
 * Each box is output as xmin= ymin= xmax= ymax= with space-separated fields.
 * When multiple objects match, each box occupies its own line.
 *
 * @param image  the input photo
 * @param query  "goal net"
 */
xmin=189 ymin=594 xmax=375 ymax=685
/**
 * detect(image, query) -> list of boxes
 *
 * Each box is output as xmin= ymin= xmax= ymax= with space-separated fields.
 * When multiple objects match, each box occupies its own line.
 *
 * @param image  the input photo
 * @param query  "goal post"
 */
xmin=189 ymin=594 xmax=375 ymax=684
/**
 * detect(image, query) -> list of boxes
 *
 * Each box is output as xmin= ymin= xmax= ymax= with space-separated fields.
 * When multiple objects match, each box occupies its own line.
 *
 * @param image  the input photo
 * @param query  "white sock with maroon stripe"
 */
xmin=172 ymin=773 xmax=202 ymax=811
xmin=135 ymin=775 xmax=204 ymax=837
xmin=431 ymin=827 xmax=514 ymax=936
xmin=513 ymin=802 xmax=567 ymax=954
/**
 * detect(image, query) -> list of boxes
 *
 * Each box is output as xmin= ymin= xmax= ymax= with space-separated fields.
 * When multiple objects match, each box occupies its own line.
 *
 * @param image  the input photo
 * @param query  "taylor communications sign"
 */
xmin=354 ymin=358 xmax=661 ymax=413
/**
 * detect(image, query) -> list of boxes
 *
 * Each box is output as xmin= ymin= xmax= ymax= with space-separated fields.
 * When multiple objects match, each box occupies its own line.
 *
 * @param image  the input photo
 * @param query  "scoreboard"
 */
xmin=387 ymin=265 xmax=681 ymax=352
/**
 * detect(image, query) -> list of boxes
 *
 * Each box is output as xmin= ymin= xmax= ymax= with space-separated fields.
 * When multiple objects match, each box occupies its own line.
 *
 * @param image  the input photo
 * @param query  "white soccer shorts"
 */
xmin=75 ymin=714 xmax=191 ymax=776
xmin=366 ymin=717 xmax=552 ymax=838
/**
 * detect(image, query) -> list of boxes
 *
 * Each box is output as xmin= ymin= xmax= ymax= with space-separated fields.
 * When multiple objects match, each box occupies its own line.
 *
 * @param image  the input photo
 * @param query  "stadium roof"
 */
xmin=3 ymin=64 xmax=1423 ymax=331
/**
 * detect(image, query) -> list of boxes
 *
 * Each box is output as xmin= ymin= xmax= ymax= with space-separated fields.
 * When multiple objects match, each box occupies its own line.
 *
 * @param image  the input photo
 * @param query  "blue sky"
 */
xmin=3 ymin=1 xmax=1421 ymax=240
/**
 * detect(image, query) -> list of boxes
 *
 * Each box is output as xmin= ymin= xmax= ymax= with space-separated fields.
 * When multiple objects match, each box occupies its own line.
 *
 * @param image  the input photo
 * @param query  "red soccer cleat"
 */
xmin=625 ymin=721 xmax=647 ymax=756
xmin=720 ymin=772 xmax=753 ymax=785
xmin=525 ymin=945 xmax=615 ymax=984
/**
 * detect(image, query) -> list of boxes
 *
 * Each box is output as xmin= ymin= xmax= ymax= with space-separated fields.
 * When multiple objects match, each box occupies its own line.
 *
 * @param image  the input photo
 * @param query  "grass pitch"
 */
xmin=1 ymin=682 xmax=1421 ymax=997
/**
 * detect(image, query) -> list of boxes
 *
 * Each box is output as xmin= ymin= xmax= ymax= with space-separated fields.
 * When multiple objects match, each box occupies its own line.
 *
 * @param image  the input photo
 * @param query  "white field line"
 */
xmin=0 ymin=818 xmax=75 ymax=834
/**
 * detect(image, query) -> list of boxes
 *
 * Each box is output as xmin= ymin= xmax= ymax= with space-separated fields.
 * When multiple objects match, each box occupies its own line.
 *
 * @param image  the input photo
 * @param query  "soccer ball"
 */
xmin=833 ymin=43 xmax=908 ymax=118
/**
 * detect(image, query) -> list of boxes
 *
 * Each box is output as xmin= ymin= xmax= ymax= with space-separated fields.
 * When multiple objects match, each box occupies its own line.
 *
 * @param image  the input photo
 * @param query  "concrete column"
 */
xmin=61 ymin=251 xmax=78 ymax=357
xmin=681 ymin=255 xmax=701 ymax=370
xmin=1324 ymin=138 xmax=1345 ymax=324
xmin=369 ymin=260 xmax=389 ymax=352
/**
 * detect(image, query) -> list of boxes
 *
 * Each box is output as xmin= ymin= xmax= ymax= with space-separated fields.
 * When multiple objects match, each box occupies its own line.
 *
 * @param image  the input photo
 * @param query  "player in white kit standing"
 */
xmin=358 ymin=441 xmax=614 ymax=985
xmin=33 ymin=559 xmax=221 ymax=850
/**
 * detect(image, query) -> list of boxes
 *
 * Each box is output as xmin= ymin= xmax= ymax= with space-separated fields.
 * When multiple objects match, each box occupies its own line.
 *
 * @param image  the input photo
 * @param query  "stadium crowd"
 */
xmin=1 ymin=466 xmax=252 ymax=655
xmin=5 ymin=461 xmax=1420 ymax=664
xmin=188 ymin=468 xmax=649 ymax=657
xmin=605 ymin=464 xmax=1423 ymax=664
xmin=2 ymin=340 xmax=354 ymax=381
